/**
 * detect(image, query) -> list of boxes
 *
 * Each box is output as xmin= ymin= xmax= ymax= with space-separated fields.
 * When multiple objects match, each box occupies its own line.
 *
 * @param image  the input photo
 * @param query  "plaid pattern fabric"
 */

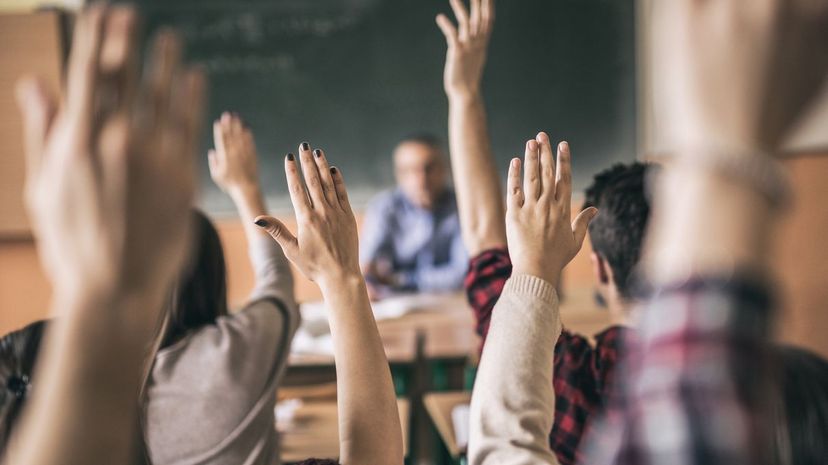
xmin=465 ymin=248 xmax=629 ymax=465
xmin=581 ymin=277 xmax=775 ymax=465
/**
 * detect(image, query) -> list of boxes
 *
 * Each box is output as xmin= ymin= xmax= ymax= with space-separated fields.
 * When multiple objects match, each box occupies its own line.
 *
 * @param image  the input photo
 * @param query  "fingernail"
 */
xmin=287 ymin=153 xmax=295 ymax=161
xmin=560 ymin=141 xmax=569 ymax=151
xmin=301 ymin=142 xmax=309 ymax=151
xmin=330 ymin=167 xmax=338 ymax=174
xmin=313 ymin=149 xmax=322 ymax=158
xmin=254 ymin=218 xmax=267 ymax=227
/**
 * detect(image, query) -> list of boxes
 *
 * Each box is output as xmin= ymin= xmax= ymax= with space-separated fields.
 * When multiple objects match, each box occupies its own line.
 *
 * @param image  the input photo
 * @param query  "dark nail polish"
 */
xmin=254 ymin=219 xmax=267 ymax=227
xmin=330 ymin=167 xmax=337 ymax=174
xmin=287 ymin=153 xmax=295 ymax=161
xmin=301 ymin=142 xmax=309 ymax=151
xmin=313 ymin=149 xmax=321 ymax=158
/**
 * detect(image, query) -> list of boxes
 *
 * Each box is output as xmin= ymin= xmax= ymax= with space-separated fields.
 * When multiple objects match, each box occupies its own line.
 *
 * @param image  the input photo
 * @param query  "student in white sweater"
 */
xmin=468 ymin=137 xmax=597 ymax=465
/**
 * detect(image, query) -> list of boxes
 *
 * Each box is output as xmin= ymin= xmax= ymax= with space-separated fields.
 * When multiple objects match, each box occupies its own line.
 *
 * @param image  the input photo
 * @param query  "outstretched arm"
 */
xmin=255 ymin=143 xmax=403 ymax=465
xmin=437 ymin=0 xmax=505 ymax=255
xmin=7 ymin=6 xmax=204 ymax=465
xmin=209 ymin=113 xmax=294 ymax=304
xmin=581 ymin=1 xmax=828 ymax=464
xmin=469 ymin=134 xmax=596 ymax=465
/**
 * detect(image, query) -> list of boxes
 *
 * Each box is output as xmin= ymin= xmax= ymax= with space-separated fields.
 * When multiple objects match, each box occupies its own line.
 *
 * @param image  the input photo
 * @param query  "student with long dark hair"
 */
xmin=141 ymin=112 xmax=298 ymax=465
xmin=0 ymin=321 xmax=47 ymax=453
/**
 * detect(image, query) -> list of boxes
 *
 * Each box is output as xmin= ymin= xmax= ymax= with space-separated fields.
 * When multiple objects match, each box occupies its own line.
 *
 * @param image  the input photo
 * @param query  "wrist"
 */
xmin=228 ymin=183 xmax=263 ymax=202
xmin=317 ymin=269 xmax=365 ymax=293
xmin=511 ymin=265 xmax=560 ymax=288
xmin=447 ymin=89 xmax=481 ymax=105
xmin=54 ymin=283 xmax=166 ymax=340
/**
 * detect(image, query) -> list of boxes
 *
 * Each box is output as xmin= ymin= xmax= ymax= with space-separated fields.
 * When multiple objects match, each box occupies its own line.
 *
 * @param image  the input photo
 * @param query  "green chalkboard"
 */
xmin=135 ymin=0 xmax=637 ymax=214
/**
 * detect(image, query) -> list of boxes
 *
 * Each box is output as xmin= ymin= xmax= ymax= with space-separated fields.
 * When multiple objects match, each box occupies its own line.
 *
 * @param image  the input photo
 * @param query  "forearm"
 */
xmin=230 ymin=185 xmax=270 ymax=242
xmin=448 ymin=94 xmax=507 ymax=254
xmin=469 ymin=274 xmax=561 ymax=465
xmin=644 ymin=160 xmax=775 ymax=282
xmin=321 ymin=276 xmax=403 ymax=465
xmin=6 ymin=288 xmax=165 ymax=465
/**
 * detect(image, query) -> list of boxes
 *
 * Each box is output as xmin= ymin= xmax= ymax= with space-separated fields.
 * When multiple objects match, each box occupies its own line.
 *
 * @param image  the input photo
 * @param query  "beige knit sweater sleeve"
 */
xmin=469 ymin=274 xmax=563 ymax=465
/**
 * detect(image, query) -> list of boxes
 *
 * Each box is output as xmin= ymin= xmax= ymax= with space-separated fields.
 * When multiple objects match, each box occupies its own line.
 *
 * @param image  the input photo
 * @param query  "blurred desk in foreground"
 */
xmin=423 ymin=391 xmax=471 ymax=459
xmin=280 ymin=398 xmax=410 ymax=463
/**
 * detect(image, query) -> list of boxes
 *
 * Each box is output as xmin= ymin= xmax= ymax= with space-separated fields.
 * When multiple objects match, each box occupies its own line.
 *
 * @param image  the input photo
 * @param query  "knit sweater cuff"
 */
xmin=503 ymin=274 xmax=558 ymax=305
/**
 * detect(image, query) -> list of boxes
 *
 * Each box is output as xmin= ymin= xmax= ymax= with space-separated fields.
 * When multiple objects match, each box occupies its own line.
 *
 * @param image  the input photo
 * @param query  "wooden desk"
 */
xmin=289 ymin=327 xmax=418 ymax=367
xmin=280 ymin=398 xmax=410 ymax=463
xmin=423 ymin=391 xmax=471 ymax=459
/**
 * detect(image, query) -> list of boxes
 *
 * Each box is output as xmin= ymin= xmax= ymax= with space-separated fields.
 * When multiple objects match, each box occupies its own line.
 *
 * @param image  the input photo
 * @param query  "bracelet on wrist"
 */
xmin=672 ymin=149 xmax=791 ymax=211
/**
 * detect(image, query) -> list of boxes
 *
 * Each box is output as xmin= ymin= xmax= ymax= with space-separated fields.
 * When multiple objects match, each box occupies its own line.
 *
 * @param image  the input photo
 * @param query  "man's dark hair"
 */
xmin=398 ymin=132 xmax=443 ymax=151
xmin=582 ymin=162 xmax=654 ymax=299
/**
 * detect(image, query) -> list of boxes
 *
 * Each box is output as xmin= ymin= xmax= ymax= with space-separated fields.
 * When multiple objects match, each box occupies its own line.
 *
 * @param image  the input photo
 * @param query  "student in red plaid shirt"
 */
xmin=436 ymin=1 xmax=652 ymax=463
xmin=455 ymin=0 xmax=828 ymax=464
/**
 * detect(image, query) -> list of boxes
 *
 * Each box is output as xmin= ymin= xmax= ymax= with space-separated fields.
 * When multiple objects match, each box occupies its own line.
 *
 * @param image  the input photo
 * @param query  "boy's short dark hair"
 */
xmin=582 ymin=162 xmax=654 ymax=299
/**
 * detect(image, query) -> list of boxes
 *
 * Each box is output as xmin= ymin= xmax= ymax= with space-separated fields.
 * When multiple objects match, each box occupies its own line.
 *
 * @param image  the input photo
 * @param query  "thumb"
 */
xmin=571 ymin=207 xmax=598 ymax=249
xmin=436 ymin=14 xmax=458 ymax=47
xmin=254 ymin=215 xmax=298 ymax=257
xmin=15 ymin=77 xmax=56 ymax=176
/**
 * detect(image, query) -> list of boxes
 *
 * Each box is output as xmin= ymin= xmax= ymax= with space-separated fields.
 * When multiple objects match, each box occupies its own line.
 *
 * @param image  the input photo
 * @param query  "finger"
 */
xmin=481 ymin=0 xmax=494 ymax=35
xmin=219 ymin=111 xmax=233 ymax=151
xmin=330 ymin=166 xmax=354 ymax=215
xmin=213 ymin=118 xmax=226 ymax=156
xmin=537 ymin=132 xmax=555 ymax=201
xmin=523 ymin=139 xmax=540 ymax=201
xmin=173 ymin=68 xmax=206 ymax=194
xmin=98 ymin=5 xmax=139 ymax=114
xmin=298 ymin=142 xmax=327 ymax=208
xmin=470 ymin=0 xmax=481 ymax=36
xmin=15 ymin=77 xmax=57 ymax=176
xmin=207 ymin=149 xmax=219 ymax=176
xmin=312 ymin=148 xmax=338 ymax=207
xmin=66 ymin=5 xmax=105 ymax=130
xmin=449 ymin=0 xmax=470 ymax=40
xmin=254 ymin=215 xmax=299 ymax=259
xmin=435 ymin=14 xmax=459 ymax=47
xmin=229 ymin=112 xmax=243 ymax=134
xmin=572 ymin=207 xmax=598 ymax=249
xmin=555 ymin=141 xmax=572 ymax=207
xmin=145 ymin=29 xmax=182 ymax=128
xmin=285 ymin=153 xmax=312 ymax=217
xmin=506 ymin=157 xmax=524 ymax=209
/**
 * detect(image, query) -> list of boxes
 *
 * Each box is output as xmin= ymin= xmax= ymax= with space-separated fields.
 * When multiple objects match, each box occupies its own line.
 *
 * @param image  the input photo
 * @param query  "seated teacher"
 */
xmin=360 ymin=134 xmax=467 ymax=299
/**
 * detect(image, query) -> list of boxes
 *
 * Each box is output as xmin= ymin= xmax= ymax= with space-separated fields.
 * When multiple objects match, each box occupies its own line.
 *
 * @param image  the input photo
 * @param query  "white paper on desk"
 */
xmin=292 ymin=294 xmax=456 ymax=356
xmin=300 ymin=293 xmax=453 ymax=323
xmin=452 ymin=404 xmax=470 ymax=450
xmin=290 ymin=327 xmax=334 ymax=355
xmin=275 ymin=398 xmax=303 ymax=430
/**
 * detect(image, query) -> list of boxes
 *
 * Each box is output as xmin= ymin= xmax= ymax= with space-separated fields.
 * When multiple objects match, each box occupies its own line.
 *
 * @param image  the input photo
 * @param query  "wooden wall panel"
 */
xmin=0 ymin=12 xmax=64 ymax=237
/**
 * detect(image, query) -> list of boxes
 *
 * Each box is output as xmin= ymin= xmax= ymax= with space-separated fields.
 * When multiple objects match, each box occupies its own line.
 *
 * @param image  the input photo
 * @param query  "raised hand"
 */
xmin=436 ymin=0 xmax=494 ymax=100
xmin=655 ymin=0 xmax=828 ymax=152
xmin=505 ymin=133 xmax=598 ymax=285
xmin=255 ymin=145 xmax=404 ymax=465
xmin=8 ymin=6 xmax=205 ymax=465
xmin=254 ymin=143 xmax=360 ymax=289
xmin=17 ymin=6 xmax=205 ymax=302
xmin=209 ymin=112 xmax=260 ymax=196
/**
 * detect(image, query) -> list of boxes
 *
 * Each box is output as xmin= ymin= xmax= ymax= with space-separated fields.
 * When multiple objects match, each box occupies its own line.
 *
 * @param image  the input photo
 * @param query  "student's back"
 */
xmin=142 ymin=119 xmax=299 ymax=465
